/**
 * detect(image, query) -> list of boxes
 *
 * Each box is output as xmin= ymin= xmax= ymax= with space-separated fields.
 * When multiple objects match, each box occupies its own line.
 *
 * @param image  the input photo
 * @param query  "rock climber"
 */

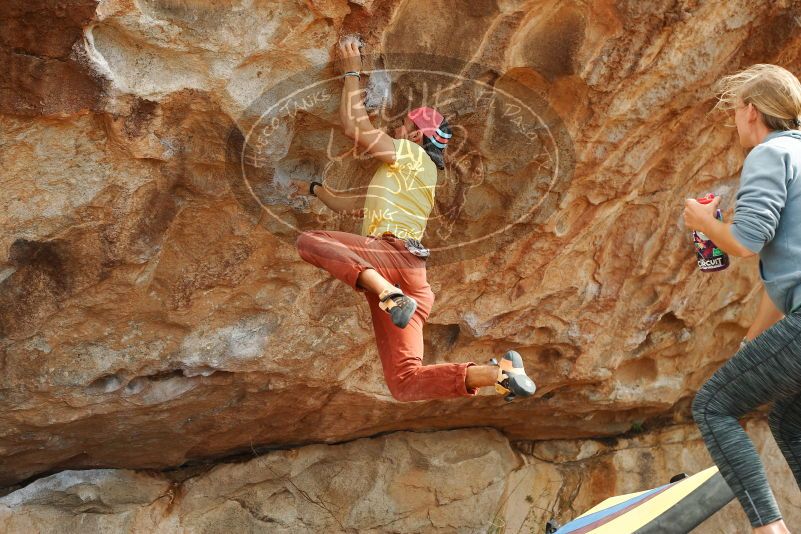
xmin=684 ymin=63 xmax=801 ymax=534
xmin=291 ymin=39 xmax=536 ymax=402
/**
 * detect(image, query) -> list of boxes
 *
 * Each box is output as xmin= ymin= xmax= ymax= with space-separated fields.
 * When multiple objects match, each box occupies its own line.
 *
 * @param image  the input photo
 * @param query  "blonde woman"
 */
xmin=684 ymin=64 xmax=801 ymax=534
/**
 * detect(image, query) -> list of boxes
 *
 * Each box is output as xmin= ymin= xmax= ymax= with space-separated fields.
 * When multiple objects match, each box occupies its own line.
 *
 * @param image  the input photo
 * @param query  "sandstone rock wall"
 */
xmin=2 ymin=0 xmax=801 ymax=530
xmin=1 ymin=422 xmax=799 ymax=533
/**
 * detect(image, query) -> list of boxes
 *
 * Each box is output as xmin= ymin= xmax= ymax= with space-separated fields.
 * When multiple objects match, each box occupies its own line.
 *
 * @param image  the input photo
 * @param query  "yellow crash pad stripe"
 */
xmin=588 ymin=466 xmax=719 ymax=533
xmin=577 ymin=489 xmax=652 ymax=518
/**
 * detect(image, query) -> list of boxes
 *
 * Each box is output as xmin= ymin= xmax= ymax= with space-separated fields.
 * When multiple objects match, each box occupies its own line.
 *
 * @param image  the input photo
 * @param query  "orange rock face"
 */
xmin=2 ymin=1 xmax=801 ymax=528
xmin=0 ymin=422 xmax=798 ymax=533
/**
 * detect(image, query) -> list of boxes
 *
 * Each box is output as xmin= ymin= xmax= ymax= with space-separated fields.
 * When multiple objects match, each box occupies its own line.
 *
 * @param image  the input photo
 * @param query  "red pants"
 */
xmin=296 ymin=230 xmax=477 ymax=401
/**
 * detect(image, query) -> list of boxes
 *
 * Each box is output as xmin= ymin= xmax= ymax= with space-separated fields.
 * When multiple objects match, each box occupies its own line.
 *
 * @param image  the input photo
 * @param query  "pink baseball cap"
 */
xmin=407 ymin=107 xmax=451 ymax=149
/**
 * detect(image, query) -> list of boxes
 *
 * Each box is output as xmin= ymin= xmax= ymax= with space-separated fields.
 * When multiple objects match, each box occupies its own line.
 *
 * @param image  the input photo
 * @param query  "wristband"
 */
xmin=343 ymin=71 xmax=361 ymax=80
xmin=310 ymin=181 xmax=323 ymax=196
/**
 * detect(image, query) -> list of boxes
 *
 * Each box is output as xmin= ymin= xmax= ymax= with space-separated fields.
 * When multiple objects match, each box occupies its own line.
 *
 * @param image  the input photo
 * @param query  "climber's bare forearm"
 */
xmin=315 ymin=183 xmax=364 ymax=214
xmin=339 ymin=69 xmax=395 ymax=164
xmin=339 ymin=76 xmax=370 ymax=137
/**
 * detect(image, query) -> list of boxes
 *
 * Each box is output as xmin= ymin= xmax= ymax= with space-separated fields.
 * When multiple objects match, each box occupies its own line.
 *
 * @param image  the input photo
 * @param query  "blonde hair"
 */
xmin=714 ymin=64 xmax=801 ymax=130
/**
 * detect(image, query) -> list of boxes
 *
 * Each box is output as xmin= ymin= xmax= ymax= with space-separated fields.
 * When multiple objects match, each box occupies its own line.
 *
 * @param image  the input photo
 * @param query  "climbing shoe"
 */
xmin=489 ymin=350 xmax=536 ymax=402
xmin=378 ymin=288 xmax=417 ymax=329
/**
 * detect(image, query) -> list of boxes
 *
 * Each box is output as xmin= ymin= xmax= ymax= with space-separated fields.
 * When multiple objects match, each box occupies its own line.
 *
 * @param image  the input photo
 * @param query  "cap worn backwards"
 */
xmin=408 ymin=107 xmax=451 ymax=149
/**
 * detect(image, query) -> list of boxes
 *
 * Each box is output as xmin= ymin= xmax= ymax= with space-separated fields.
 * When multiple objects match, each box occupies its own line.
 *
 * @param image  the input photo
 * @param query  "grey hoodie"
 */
xmin=732 ymin=130 xmax=801 ymax=314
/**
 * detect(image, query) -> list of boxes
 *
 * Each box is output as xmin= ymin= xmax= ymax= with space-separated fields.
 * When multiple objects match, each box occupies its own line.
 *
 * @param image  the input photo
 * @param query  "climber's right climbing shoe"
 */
xmin=489 ymin=350 xmax=536 ymax=402
xmin=378 ymin=288 xmax=418 ymax=329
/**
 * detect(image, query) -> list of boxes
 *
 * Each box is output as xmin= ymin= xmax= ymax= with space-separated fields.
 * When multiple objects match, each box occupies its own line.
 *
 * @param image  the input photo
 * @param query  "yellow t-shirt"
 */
xmin=361 ymin=138 xmax=438 ymax=241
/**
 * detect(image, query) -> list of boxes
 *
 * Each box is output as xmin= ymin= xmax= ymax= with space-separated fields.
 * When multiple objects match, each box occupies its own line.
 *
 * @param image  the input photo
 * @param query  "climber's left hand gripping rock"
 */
xmin=338 ymin=40 xmax=362 ymax=75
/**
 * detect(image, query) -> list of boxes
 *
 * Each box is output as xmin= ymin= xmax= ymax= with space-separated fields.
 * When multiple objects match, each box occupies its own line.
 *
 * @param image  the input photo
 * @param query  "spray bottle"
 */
xmin=692 ymin=193 xmax=730 ymax=273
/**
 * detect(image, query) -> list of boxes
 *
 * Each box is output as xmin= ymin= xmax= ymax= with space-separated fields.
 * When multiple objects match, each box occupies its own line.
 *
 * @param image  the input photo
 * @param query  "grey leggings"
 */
xmin=693 ymin=310 xmax=801 ymax=527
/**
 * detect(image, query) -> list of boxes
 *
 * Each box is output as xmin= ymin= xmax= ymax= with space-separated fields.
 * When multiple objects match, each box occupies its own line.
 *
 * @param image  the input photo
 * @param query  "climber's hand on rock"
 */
xmin=339 ymin=41 xmax=362 ymax=75
xmin=289 ymin=179 xmax=313 ymax=197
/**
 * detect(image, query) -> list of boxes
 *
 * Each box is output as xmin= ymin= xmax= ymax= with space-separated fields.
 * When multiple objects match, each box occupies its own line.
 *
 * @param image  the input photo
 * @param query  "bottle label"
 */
xmin=692 ymin=207 xmax=730 ymax=272
xmin=697 ymin=256 xmax=725 ymax=269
